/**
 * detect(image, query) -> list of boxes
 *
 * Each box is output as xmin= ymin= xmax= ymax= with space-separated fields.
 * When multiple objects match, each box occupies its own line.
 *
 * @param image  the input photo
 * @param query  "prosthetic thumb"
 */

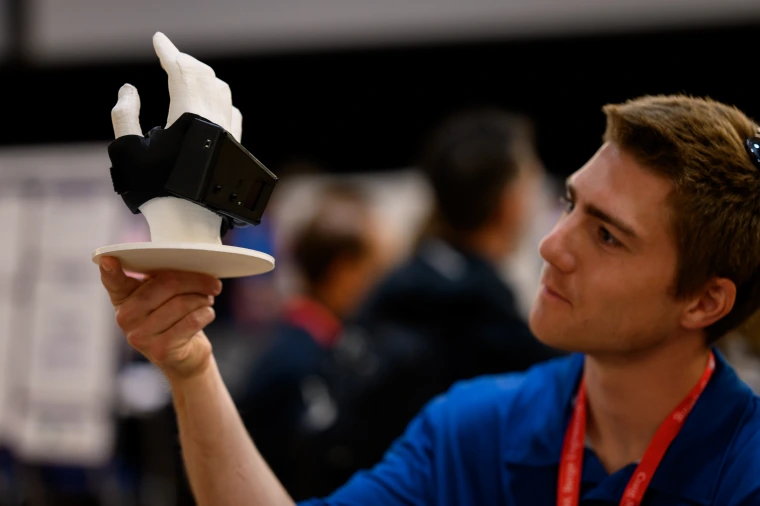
xmin=112 ymin=84 xmax=142 ymax=138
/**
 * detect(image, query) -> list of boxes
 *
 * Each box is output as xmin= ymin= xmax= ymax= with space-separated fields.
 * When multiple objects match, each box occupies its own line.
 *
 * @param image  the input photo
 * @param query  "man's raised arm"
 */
xmin=99 ymin=256 xmax=295 ymax=506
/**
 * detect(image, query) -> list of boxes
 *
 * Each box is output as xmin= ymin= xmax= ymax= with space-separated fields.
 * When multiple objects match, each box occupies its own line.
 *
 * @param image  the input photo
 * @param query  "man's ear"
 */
xmin=680 ymin=277 xmax=737 ymax=330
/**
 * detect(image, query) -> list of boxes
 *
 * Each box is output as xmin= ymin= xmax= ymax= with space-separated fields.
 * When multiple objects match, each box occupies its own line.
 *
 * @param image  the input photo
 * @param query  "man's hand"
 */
xmin=100 ymin=256 xmax=222 ymax=380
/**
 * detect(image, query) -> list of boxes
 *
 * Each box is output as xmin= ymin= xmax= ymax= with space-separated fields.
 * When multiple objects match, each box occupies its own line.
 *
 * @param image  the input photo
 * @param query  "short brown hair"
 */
xmin=291 ymin=183 xmax=372 ymax=289
xmin=603 ymin=95 xmax=760 ymax=343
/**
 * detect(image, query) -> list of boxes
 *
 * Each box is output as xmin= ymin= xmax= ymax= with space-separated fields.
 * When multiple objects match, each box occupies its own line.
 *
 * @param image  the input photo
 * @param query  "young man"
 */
xmin=99 ymin=94 xmax=760 ymax=505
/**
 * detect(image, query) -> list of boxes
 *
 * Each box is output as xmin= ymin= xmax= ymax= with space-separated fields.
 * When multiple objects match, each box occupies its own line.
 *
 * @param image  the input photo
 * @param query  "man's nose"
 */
xmin=538 ymin=218 xmax=577 ymax=274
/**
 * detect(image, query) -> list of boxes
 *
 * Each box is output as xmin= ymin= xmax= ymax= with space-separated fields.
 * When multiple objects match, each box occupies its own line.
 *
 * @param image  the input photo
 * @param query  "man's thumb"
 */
xmin=99 ymin=256 xmax=142 ymax=305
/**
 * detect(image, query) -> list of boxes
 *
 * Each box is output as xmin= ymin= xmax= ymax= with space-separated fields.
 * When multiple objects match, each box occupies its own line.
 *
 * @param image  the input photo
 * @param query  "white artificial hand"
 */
xmin=154 ymin=32 xmax=243 ymax=142
xmin=110 ymin=32 xmax=244 ymax=244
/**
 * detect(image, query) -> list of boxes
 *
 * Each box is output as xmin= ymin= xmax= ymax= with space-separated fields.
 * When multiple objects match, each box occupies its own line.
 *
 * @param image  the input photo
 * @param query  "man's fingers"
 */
xmin=162 ymin=307 xmax=216 ymax=347
xmin=141 ymin=309 xmax=215 ymax=367
xmin=131 ymin=293 xmax=214 ymax=337
xmin=100 ymin=256 xmax=143 ymax=306
xmin=114 ymin=271 xmax=220 ymax=340
xmin=111 ymin=84 xmax=142 ymax=138
xmin=153 ymin=32 xmax=181 ymax=73
xmin=127 ymin=271 xmax=221 ymax=318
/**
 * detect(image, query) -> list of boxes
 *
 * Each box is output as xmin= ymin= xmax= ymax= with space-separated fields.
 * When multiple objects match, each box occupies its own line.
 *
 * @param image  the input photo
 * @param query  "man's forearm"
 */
xmin=169 ymin=353 xmax=295 ymax=506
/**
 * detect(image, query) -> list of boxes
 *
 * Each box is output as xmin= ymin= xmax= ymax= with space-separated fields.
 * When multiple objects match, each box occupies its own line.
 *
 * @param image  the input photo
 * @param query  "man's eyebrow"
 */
xmin=566 ymin=180 xmax=640 ymax=240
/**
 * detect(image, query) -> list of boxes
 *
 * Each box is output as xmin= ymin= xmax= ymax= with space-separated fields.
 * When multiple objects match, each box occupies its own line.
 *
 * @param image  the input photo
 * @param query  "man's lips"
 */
xmin=541 ymin=283 xmax=571 ymax=305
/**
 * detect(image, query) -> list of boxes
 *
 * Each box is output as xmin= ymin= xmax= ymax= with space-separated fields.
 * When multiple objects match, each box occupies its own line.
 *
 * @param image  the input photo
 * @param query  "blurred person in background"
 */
xmin=324 ymin=107 xmax=563 ymax=477
xmin=720 ymin=310 xmax=760 ymax=394
xmin=204 ymin=217 xmax=281 ymax=401
xmin=206 ymin=159 xmax=331 ymax=403
xmin=235 ymin=182 xmax=389 ymax=500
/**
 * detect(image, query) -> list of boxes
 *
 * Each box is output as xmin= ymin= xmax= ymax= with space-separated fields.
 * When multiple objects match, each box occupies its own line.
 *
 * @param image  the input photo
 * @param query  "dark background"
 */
xmin=2 ymin=20 xmax=759 ymax=180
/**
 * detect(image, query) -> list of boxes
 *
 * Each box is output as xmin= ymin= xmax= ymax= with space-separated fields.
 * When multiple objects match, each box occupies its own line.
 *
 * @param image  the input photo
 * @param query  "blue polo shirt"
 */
xmin=299 ymin=350 xmax=760 ymax=505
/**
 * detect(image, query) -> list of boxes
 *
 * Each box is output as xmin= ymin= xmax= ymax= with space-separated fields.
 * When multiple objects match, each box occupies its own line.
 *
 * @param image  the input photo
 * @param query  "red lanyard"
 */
xmin=283 ymin=296 xmax=342 ymax=348
xmin=557 ymin=352 xmax=715 ymax=506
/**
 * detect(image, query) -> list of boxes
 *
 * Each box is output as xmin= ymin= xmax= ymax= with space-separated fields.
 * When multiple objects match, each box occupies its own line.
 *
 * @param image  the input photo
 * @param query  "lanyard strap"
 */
xmin=557 ymin=352 xmax=715 ymax=506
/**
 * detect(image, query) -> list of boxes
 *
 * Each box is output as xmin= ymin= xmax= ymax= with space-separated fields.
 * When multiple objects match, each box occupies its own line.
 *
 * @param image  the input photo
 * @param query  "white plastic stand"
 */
xmin=92 ymin=197 xmax=274 ymax=278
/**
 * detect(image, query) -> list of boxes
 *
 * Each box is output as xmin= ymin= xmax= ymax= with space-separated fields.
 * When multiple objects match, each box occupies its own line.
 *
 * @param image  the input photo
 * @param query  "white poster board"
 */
xmin=0 ymin=144 xmax=132 ymax=465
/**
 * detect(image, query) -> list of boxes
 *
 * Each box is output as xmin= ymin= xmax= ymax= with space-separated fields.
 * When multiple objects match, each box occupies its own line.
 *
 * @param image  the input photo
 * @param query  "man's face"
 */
xmin=529 ymin=142 xmax=689 ymax=355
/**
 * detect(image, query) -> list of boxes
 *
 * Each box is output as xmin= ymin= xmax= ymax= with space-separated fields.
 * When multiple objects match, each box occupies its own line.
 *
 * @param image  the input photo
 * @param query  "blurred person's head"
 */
xmin=530 ymin=95 xmax=760 ymax=357
xmin=290 ymin=183 xmax=386 ymax=319
xmin=733 ymin=310 xmax=760 ymax=357
xmin=418 ymin=107 xmax=541 ymax=262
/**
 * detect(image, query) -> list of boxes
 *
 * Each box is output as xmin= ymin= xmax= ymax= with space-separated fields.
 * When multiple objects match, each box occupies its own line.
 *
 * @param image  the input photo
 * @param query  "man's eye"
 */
xmin=598 ymin=226 xmax=621 ymax=247
xmin=559 ymin=196 xmax=574 ymax=213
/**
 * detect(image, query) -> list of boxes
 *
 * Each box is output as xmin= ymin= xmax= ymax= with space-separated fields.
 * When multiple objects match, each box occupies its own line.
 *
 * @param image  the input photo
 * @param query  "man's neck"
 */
xmin=445 ymin=227 xmax=512 ymax=266
xmin=583 ymin=337 xmax=712 ymax=474
xmin=309 ymin=287 xmax=344 ymax=320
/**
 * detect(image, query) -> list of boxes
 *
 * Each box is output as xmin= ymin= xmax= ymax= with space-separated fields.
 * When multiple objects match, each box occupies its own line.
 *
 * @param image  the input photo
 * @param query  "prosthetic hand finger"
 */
xmin=231 ymin=106 xmax=243 ymax=142
xmin=213 ymin=78 xmax=233 ymax=133
xmin=153 ymin=32 xmax=185 ymax=128
xmin=173 ymin=54 xmax=233 ymax=130
xmin=111 ymin=84 xmax=142 ymax=138
xmin=176 ymin=52 xmax=215 ymax=77
xmin=152 ymin=31 xmax=233 ymax=131
xmin=153 ymin=31 xmax=181 ymax=78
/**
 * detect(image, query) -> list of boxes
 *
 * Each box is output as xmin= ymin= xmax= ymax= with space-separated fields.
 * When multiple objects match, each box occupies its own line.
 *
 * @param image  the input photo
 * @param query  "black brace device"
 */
xmin=108 ymin=112 xmax=278 ymax=236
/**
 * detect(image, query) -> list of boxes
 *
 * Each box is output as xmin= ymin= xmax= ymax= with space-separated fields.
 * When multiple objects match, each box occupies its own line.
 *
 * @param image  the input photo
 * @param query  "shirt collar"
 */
xmin=646 ymin=349 xmax=755 ymax=504
xmin=501 ymin=353 xmax=583 ymax=467
xmin=502 ymin=349 xmax=755 ymax=505
xmin=283 ymin=296 xmax=343 ymax=348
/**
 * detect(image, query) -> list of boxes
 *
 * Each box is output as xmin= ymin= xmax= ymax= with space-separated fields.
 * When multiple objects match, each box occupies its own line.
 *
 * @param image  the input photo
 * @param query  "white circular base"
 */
xmin=92 ymin=242 xmax=275 ymax=278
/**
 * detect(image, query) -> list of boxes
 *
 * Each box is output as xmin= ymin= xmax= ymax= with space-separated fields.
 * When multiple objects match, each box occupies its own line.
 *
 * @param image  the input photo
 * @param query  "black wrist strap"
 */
xmin=109 ymin=113 xmax=199 ymax=213
xmin=108 ymin=112 xmax=277 ymax=235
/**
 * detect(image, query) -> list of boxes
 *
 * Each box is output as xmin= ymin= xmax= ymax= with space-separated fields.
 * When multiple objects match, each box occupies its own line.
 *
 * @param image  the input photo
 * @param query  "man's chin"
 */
xmin=529 ymin=315 xmax=579 ymax=353
xmin=536 ymin=334 xmax=579 ymax=354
